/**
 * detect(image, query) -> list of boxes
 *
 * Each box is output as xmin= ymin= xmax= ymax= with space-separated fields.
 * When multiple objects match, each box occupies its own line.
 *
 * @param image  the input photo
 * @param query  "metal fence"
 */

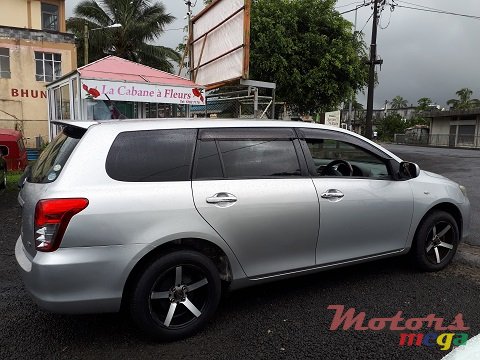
xmin=190 ymin=88 xmax=284 ymax=119
xmin=394 ymin=134 xmax=480 ymax=149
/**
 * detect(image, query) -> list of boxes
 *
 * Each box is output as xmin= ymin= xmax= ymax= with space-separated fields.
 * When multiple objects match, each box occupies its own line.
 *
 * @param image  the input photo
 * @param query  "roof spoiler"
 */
xmin=51 ymin=120 xmax=98 ymax=130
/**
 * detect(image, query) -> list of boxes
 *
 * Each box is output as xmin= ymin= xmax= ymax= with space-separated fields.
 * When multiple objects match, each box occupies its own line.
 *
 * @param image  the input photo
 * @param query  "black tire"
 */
xmin=412 ymin=210 xmax=459 ymax=271
xmin=129 ymin=250 xmax=221 ymax=341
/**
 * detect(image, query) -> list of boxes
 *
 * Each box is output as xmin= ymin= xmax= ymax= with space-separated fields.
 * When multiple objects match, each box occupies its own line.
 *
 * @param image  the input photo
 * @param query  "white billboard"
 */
xmin=191 ymin=0 xmax=251 ymax=89
xmin=325 ymin=110 xmax=341 ymax=127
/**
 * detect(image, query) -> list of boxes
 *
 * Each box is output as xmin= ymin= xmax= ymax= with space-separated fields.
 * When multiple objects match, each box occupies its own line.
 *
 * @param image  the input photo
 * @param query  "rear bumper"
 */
xmin=15 ymin=236 xmax=145 ymax=314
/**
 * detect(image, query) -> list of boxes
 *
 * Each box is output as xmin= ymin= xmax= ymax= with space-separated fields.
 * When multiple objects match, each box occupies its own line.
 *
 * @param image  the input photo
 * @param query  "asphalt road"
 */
xmin=1 ymin=144 xmax=479 ymax=360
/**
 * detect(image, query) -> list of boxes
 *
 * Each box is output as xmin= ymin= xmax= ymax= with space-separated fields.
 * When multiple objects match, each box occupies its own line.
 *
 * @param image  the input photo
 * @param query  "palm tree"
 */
xmin=416 ymin=97 xmax=432 ymax=112
xmin=67 ymin=0 xmax=180 ymax=73
xmin=446 ymin=88 xmax=480 ymax=110
xmin=390 ymin=96 xmax=408 ymax=109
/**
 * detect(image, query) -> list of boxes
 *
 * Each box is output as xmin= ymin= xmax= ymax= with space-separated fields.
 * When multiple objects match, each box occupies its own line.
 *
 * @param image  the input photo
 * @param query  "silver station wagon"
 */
xmin=15 ymin=119 xmax=470 ymax=341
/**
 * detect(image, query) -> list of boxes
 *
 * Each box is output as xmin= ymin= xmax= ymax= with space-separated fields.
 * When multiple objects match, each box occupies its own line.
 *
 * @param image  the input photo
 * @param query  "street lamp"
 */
xmin=83 ymin=23 xmax=122 ymax=65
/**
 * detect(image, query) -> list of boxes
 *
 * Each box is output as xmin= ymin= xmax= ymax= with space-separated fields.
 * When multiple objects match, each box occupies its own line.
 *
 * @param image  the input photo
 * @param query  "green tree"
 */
xmin=416 ymin=97 xmax=432 ymax=112
xmin=390 ymin=96 xmax=408 ymax=109
xmin=67 ymin=0 xmax=180 ymax=72
xmin=376 ymin=113 xmax=407 ymax=141
xmin=446 ymin=88 xmax=480 ymax=110
xmin=249 ymin=0 xmax=368 ymax=113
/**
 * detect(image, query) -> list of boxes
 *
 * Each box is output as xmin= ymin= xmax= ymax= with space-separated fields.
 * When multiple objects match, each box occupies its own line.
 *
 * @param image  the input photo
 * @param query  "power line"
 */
xmin=360 ymin=12 xmax=374 ymax=32
xmin=394 ymin=3 xmax=480 ymax=20
xmin=335 ymin=1 xmax=364 ymax=9
xmin=395 ymin=1 xmax=450 ymax=13
xmin=339 ymin=3 xmax=371 ymax=15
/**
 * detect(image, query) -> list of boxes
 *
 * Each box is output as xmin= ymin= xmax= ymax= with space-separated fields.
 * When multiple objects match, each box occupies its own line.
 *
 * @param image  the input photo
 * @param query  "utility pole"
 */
xmin=365 ymin=0 xmax=384 ymax=139
xmin=348 ymin=7 xmax=358 ymax=132
xmin=84 ymin=23 xmax=89 ymax=65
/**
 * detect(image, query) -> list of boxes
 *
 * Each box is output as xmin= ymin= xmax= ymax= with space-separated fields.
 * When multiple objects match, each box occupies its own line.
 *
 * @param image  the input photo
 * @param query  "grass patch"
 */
xmin=6 ymin=171 xmax=22 ymax=191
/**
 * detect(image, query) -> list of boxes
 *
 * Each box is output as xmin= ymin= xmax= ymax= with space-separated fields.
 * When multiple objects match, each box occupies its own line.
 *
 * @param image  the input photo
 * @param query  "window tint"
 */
xmin=106 ymin=129 xmax=196 ymax=182
xmin=195 ymin=141 xmax=223 ymax=179
xmin=29 ymin=126 xmax=85 ymax=183
xmin=306 ymin=138 xmax=389 ymax=178
xmin=217 ymin=140 xmax=301 ymax=178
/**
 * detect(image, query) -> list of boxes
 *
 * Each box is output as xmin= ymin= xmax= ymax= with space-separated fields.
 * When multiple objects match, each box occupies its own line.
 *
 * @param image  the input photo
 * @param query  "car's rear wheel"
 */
xmin=129 ymin=250 xmax=221 ymax=341
xmin=412 ymin=210 xmax=459 ymax=271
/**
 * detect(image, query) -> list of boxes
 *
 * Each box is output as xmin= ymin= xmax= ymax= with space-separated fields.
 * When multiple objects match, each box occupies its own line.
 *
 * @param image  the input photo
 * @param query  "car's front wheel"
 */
xmin=412 ymin=210 xmax=459 ymax=271
xmin=129 ymin=250 xmax=221 ymax=341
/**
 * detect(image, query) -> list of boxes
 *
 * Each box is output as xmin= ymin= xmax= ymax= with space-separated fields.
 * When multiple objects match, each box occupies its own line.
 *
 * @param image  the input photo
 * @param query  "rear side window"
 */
xmin=106 ymin=129 xmax=196 ymax=182
xmin=195 ymin=139 xmax=302 ymax=179
xmin=29 ymin=126 xmax=85 ymax=183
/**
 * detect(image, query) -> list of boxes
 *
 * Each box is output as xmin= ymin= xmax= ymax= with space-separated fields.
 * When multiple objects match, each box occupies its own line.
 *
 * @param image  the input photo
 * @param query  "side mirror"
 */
xmin=399 ymin=161 xmax=420 ymax=179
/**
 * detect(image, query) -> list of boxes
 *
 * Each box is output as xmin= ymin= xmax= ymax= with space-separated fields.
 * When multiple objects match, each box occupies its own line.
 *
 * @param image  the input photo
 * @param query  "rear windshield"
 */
xmin=28 ymin=126 xmax=85 ymax=183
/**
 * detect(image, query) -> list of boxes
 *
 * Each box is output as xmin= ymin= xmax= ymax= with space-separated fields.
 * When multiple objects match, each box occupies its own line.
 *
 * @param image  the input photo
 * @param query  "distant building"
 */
xmin=422 ymin=109 xmax=480 ymax=148
xmin=0 ymin=0 xmax=76 ymax=147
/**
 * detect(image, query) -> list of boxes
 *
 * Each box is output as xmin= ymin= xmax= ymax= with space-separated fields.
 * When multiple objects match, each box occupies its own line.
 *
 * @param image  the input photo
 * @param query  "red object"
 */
xmin=192 ymin=88 xmax=201 ymax=97
xmin=88 ymin=88 xmax=101 ymax=98
xmin=0 ymin=129 xmax=28 ymax=171
xmin=34 ymin=198 xmax=89 ymax=252
xmin=82 ymin=84 xmax=88 ymax=91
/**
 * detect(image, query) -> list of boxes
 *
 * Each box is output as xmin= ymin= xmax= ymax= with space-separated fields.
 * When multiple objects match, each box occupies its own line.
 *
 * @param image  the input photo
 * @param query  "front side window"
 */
xmin=106 ymin=129 xmax=196 ymax=182
xmin=41 ymin=3 xmax=59 ymax=31
xmin=0 ymin=48 xmax=10 ymax=79
xmin=305 ymin=138 xmax=389 ymax=178
xmin=35 ymin=52 xmax=61 ymax=82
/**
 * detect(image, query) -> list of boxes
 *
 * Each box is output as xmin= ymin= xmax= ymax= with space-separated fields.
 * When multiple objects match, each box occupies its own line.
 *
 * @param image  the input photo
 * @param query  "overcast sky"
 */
xmin=66 ymin=0 xmax=480 ymax=109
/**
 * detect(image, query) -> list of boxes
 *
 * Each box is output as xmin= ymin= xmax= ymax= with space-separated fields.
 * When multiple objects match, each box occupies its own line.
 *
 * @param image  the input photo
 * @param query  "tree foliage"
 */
xmin=249 ymin=0 xmax=368 ymax=113
xmin=416 ymin=97 xmax=432 ymax=112
xmin=446 ymin=88 xmax=480 ymax=110
xmin=390 ymin=95 xmax=408 ymax=109
xmin=67 ymin=0 xmax=180 ymax=72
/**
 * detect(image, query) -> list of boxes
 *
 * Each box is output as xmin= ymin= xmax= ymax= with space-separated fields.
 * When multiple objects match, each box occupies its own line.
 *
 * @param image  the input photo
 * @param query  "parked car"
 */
xmin=0 ymin=129 xmax=28 ymax=171
xmin=15 ymin=119 xmax=470 ymax=341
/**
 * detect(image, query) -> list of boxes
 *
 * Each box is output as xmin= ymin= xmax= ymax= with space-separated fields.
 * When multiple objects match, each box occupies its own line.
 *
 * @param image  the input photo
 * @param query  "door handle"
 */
xmin=206 ymin=192 xmax=237 ymax=204
xmin=321 ymin=189 xmax=344 ymax=200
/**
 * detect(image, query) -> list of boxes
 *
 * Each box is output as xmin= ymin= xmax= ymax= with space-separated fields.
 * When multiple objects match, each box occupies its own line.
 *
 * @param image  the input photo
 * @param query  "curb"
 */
xmin=456 ymin=243 xmax=480 ymax=268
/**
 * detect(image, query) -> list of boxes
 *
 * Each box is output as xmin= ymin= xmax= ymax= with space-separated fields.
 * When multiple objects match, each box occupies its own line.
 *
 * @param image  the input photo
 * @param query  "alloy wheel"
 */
xmin=425 ymin=221 xmax=455 ymax=265
xmin=149 ymin=264 xmax=210 ymax=328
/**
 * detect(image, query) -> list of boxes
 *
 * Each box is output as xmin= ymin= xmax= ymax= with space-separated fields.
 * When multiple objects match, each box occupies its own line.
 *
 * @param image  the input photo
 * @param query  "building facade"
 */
xmin=424 ymin=109 xmax=480 ymax=148
xmin=0 ymin=0 xmax=76 ymax=147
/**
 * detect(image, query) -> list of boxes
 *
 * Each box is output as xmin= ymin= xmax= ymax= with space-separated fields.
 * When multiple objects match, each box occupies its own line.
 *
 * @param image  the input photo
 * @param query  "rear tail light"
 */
xmin=34 ymin=198 xmax=89 ymax=252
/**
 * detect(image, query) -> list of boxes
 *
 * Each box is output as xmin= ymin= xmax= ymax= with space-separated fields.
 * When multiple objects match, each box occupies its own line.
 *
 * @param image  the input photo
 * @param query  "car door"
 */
xmin=192 ymin=127 xmax=320 ymax=277
xmin=298 ymin=128 xmax=414 ymax=265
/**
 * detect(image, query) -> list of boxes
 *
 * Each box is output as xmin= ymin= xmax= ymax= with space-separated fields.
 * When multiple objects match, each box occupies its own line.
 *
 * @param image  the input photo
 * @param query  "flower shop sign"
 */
xmin=81 ymin=80 xmax=205 ymax=105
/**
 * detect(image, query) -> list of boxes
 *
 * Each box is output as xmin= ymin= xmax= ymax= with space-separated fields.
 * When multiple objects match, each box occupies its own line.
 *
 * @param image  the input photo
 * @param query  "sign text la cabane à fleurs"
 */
xmin=81 ymin=80 xmax=205 ymax=105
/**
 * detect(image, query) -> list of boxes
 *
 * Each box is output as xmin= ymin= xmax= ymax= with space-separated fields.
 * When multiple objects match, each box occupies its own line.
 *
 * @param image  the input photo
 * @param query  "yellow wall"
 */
xmin=0 ymin=0 xmax=72 ymax=147
xmin=0 ymin=40 xmax=76 ymax=147
xmin=0 ymin=0 xmax=66 ymax=32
